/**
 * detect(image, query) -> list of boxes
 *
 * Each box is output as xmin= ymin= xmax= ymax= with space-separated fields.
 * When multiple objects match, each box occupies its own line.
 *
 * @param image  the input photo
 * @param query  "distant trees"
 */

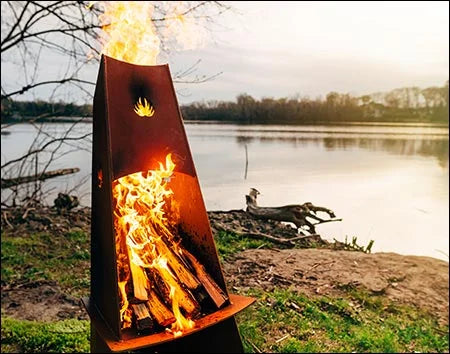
xmin=181 ymin=82 xmax=449 ymax=124
xmin=1 ymin=99 xmax=92 ymax=122
xmin=1 ymin=82 xmax=448 ymax=125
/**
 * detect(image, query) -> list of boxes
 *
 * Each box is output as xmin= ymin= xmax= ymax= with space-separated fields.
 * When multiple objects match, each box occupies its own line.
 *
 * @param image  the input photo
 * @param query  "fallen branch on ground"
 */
xmin=214 ymin=221 xmax=322 ymax=247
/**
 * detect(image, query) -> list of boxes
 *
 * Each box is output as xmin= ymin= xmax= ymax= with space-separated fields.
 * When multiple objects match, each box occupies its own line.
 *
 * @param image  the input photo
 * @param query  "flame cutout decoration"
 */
xmin=134 ymin=97 xmax=155 ymax=117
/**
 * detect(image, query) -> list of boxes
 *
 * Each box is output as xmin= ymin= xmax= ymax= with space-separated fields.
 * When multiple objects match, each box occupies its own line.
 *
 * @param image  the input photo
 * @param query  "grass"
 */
xmin=1 ymin=317 xmax=90 ymax=353
xmin=237 ymin=288 xmax=449 ymax=353
xmin=2 ymin=287 xmax=447 ymax=353
xmin=214 ymin=230 xmax=267 ymax=260
xmin=1 ymin=230 xmax=448 ymax=353
xmin=1 ymin=230 xmax=90 ymax=297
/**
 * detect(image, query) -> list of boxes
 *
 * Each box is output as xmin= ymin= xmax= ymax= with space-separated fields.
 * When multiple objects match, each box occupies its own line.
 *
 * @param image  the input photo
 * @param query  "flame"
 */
xmin=113 ymin=154 xmax=195 ymax=335
xmin=118 ymin=281 xmax=132 ymax=329
xmin=169 ymin=284 xmax=194 ymax=337
xmin=134 ymin=97 xmax=155 ymax=117
xmin=96 ymin=1 xmax=207 ymax=65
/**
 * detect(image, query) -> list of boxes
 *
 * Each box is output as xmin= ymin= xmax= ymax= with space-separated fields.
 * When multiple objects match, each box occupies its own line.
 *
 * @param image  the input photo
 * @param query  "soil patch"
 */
xmin=223 ymin=248 xmax=449 ymax=324
xmin=1 ymin=206 xmax=91 ymax=237
xmin=1 ymin=280 xmax=88 ymax=322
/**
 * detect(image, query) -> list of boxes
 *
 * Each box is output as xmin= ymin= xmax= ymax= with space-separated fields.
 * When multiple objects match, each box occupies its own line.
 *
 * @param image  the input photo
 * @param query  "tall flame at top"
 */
xmin=96 ymin=1 xmax=206 ymax=65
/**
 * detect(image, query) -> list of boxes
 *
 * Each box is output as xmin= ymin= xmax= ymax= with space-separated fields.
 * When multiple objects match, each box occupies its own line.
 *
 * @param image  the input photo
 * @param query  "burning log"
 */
xmin=146 ymin=267 xmax=200 ymax=317
xmin=129 ymin=259 xmax=148 ymax=301
xmin=163 ymin=275 xmax=200 ymax=317
xmin=131 ymin=303 xmax=153 ymax=332
xmin=146 ymin=289 xmax=176 ymax=327
xmin=192 ymin=287 xmax=209 ymax=305
xmin=182 ymin=249 xmax=228 ymax=309
xmin=156 ymin=238 xmax=201 ymax=291
xmin=147 ymin=269 xmax=171 ymax=303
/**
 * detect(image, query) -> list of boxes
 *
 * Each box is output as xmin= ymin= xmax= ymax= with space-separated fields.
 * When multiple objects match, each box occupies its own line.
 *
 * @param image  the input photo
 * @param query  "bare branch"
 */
xmin=1 ymin=2 xmax=30 ymax=46
xmin=1 ymin=78 xmax=95 ymax=99
xmin=1 ymin=133 xmax=92 ymax=170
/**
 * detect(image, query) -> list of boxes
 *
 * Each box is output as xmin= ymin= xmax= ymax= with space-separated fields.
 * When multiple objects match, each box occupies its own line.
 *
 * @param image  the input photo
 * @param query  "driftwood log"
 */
xmin=1 ymin=167 xmax=80 ymax=188
xmin=211 ymin=189 xmax=342 ymax=249
xmin=246 ymin=188 xmax=341 ymax=235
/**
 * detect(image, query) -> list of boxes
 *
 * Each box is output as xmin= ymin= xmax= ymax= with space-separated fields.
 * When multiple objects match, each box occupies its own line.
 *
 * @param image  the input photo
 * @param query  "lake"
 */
xmin=1 ymin=121 xmax=448 ymax=261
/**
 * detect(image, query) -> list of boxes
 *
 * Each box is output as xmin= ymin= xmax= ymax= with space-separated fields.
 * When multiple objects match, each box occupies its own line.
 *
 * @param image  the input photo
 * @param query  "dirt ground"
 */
xmin=1 ymin=280 xmax=88 ymax=321
xmin=223 ymin=248 xmax=449 ymax=324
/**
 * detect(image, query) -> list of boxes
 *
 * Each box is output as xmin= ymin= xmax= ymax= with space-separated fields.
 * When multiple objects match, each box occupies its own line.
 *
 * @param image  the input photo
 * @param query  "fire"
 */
xmin=169 ymin=284 xmax=194 ymax=338
xmin=113 ymin=154 xmax=195 ymax=335
xmin=134 ymin=97 xmax=155 ymax=117
xmin=96 ymin=1 xmax=207 ymax=65
xmin=98 ymin=1 xmax=160 ymax=65
xmin=96 ymin=1 xmax=227 ymax=337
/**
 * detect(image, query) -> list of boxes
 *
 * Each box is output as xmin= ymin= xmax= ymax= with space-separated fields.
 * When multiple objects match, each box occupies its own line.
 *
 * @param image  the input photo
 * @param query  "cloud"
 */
xmin=2 ymin=1 xmax=448 ymax=104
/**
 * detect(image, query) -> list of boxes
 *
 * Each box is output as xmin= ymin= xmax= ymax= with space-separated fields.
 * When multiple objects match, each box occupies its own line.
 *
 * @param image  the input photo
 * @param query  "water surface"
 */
xmin=1 ymin=122 xmax=448 ymax=260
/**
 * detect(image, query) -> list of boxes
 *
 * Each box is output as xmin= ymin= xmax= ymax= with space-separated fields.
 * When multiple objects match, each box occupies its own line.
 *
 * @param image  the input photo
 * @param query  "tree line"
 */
xmin=1 ymin=81 xmax=448 ymax=124
xmin=1 ymin=99 xmax=92 ymax=123
xmin=182 ymin=82 xmax=448 ymax=124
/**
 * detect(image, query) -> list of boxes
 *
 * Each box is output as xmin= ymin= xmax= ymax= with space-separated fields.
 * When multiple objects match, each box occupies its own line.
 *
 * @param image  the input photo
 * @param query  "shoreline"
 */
xmin=1 ymin=205 xmax=448 ymax=264
xmin=2 ymin=119 xmax=449 ymax=127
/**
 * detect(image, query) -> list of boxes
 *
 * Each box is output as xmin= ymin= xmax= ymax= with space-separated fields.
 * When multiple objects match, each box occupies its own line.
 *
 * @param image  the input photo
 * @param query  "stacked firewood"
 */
xmin=118 ymin=233 xmax=228 ymax=333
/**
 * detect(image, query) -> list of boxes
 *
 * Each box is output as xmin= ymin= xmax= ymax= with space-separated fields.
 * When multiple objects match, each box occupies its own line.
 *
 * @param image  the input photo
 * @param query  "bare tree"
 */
xmin=1 ymin=1 xmax=233 ymax=207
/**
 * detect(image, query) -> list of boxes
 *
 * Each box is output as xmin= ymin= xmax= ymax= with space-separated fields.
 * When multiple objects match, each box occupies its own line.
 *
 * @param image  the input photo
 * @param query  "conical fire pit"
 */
xmin=82 ymin=55 xmax=254 ymax=353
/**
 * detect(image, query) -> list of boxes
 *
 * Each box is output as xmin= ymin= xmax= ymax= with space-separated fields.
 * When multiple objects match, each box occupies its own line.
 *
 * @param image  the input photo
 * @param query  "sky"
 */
xmin=1 ymin=1 xmax=449 ymax=104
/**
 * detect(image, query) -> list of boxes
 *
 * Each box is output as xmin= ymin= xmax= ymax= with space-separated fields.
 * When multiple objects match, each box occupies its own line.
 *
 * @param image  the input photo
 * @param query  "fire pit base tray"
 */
xmin=82 ymin=294 xmax=255 ymax=353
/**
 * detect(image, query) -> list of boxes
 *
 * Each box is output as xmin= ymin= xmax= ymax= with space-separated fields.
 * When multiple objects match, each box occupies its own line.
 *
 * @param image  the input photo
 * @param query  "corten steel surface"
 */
xmin=82 ymin=295 xmax=255 ymax=352
xmin=89 ymin=55 xmax=254 ymax=352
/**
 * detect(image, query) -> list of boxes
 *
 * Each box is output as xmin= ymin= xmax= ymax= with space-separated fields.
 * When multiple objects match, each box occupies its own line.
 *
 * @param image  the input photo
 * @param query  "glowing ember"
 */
xmin=134 ymin=97 xmax=155 ymax=117
xmin=113 ymin=154 xmax=196 ymax=335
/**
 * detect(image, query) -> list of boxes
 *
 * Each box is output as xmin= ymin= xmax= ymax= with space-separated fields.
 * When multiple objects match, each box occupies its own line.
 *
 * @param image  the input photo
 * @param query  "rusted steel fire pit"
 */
xmin=82 ymin=55 xmax=254 ymax=353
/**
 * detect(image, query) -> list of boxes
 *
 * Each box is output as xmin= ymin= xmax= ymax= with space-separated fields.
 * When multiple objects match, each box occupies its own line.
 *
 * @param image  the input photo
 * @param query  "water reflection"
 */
xmin=1 ymin=122 xmax=448 ymax=261
xmin=234 ymin=136 xmax=448 ymax=168
xmin=236 ymin=136 xmax=449 ymax=168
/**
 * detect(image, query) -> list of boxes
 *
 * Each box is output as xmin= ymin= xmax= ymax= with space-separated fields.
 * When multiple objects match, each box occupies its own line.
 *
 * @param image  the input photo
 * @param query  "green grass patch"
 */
xmin=1 ymin=317 xmax=89 ymax=353
xmin=214 ymin=231 xmax=267 ymax=260
xmin=1 ymin=230 xmax=90 ymax=297
xmin=236 ymin=288 xmax=449 ymax=353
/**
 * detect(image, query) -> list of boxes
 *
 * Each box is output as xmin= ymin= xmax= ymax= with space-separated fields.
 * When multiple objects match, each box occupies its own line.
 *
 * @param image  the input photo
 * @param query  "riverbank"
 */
xmin=1 ymin=206 xmax=448 ymax=352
